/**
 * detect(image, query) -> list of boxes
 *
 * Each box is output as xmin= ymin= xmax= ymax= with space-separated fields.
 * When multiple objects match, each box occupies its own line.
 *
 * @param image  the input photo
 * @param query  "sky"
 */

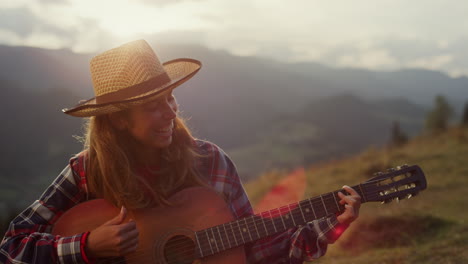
xmin=1 ymin=0 xmax=468 ymax=77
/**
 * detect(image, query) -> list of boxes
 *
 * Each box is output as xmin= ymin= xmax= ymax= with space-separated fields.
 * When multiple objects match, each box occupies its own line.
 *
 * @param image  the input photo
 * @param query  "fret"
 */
xmin=210 ymin=228 xmax=220 ymax=253
xmin=250 ymin=216 xmax=261 ymax=239
xmin=194 ymin=232 xmax=204 ymax=258
xmin=298 ymin=201 xmax=307 ymax=223
xmin=222 ymin=223 xmax=232 ymax=249
xmin=195 ymin=230 xmax=209 ymax=257
xmin=271 ymin=209 xmax=285 ymax=231
xmin=216 ymin=226 xmax=225 ymax=251
xmin=204 ymin=229 xmax=214 ymax=255
xmin=320 ymin=195 xmax=329 ymax=215
xmin=259 ymin=212 xmax=269 ymax=237
xmin=229 ymin=222 xmax=239 ymax=247
xmin=287 ymin=204 xmax=297 ymax=226
xmin=332 ymin=192 xmax=341 ymax=212
xmin=244 ymin=218 xmax=253 ymax=241
xmin=299 ymin=199 xmax=315 ymax=222
xmin=280 ymin=206 xmax=294 ymax=229
xmin=291 ymin=203 xmax=305 ymax=226
xmin=237 ymin=219 xmax=246 ymax=244
xmin=278 ymin=208 xmax=287 ymax=229
xmin=358 ymin=184 xmax=367 ymax=202
xmin=268 ymin=210 xmax=277 ymax=233
xmin=308 ymin=198 xmax=317 ymax=219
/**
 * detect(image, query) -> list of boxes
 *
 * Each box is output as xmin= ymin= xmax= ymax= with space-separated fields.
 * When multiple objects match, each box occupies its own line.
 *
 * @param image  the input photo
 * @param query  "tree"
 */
xmin=462 ymin=102 xmax=468 ymax=127
xmin=390 ymin=120 xmax=408 ymax=146
xmin=425 ymin=95 xmax=454 ymax=133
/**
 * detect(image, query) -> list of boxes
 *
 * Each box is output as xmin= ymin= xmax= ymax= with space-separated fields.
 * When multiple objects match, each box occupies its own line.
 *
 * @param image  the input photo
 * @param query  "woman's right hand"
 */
xmin=85 ymin=206 xmax=139 ymax=258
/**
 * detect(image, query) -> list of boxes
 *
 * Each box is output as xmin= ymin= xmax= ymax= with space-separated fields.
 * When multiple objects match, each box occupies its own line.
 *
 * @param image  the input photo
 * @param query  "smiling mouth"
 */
xmin=156 ymin=127 xmax=172 ymax=133
xmin=155 ymin=122 xmax=174 ymax=135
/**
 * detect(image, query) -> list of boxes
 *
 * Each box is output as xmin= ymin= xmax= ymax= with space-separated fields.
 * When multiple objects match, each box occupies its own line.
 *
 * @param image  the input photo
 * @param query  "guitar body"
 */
xmin=52 ymin=187 xmax=246 ymax=264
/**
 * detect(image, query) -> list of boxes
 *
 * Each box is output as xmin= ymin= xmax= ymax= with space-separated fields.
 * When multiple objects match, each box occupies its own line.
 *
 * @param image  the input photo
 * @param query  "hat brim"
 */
xmin=62 ymin=58 xmax=201 ymax=117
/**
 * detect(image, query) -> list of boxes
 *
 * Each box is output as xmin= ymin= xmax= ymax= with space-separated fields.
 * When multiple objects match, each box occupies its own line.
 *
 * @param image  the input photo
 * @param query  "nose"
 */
xmin=162 ymin=100 xmax=177 ymax=120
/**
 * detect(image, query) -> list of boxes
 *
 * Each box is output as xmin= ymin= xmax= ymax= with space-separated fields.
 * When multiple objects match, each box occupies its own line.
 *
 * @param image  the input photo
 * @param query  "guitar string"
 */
xmin=149 ymin=184 xmax=407 ymax=260
xmin=163 ymin=180 xmax=417 ymax=258
xmin=100 ymin=179 xmax=418 ymax=262
xmin=126 ymin=181 xmax=416 ymax=262
xmin=156 ymin=180 xmax=417 ymax=261
xmin=134 ymin=170 xmax=420 ymax=259
xmin=141 ymin=168 xmax=422 ymax=259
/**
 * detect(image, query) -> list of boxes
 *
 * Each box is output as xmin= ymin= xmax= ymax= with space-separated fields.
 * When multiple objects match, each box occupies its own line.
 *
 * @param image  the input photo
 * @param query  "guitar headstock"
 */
xmin=362 ymin=165 xmax=427 ymax=203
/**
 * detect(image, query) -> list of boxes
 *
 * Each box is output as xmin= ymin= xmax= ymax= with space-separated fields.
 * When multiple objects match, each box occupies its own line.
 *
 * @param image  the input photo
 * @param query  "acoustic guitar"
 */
xmin=52 ymin=165 xmax=427 ymax=264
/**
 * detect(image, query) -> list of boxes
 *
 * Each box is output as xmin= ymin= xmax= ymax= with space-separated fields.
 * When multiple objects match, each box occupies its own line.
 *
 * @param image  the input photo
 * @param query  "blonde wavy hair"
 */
xmin=83 ymin=113 xmax=205 ymax=209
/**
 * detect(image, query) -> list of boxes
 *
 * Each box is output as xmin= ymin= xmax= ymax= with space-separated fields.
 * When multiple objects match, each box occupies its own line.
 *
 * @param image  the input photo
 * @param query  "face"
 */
xmin=124 ymin=89 xmax=178 ymax=152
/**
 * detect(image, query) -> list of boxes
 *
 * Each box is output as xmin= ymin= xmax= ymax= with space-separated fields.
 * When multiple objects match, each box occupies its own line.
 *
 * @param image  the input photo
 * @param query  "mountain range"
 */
xmin=0 ymin=42 xmax=466 ymax=207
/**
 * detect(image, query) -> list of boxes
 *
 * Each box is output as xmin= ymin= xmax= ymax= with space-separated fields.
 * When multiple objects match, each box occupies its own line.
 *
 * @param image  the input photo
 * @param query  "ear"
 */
xmin=109 ymin=112 xmax=129 ymax=131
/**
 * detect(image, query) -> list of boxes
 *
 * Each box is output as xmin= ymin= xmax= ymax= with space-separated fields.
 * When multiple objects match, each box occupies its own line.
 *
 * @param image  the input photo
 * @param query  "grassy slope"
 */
xmin=245 ymin=126 xmax=468 ymax=264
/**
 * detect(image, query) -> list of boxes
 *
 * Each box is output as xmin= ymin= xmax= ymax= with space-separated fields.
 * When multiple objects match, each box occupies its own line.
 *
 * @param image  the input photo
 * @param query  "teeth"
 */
xmin=156 ymin=126 xmax=172 ymax=133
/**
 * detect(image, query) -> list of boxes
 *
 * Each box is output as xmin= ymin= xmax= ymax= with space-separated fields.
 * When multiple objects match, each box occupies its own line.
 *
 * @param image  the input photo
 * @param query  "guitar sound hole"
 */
xmin=164 ymin=235 xmax=196 ymax=264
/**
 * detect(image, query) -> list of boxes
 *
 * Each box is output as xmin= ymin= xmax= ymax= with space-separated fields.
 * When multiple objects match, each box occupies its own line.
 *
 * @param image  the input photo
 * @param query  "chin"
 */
xmin=154 ymin=137 xmax=173 ymax=149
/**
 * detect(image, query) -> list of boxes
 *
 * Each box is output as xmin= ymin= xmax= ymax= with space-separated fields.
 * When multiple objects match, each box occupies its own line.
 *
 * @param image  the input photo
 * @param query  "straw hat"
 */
xmin=62 ymin=39 xmax=201 ymax=117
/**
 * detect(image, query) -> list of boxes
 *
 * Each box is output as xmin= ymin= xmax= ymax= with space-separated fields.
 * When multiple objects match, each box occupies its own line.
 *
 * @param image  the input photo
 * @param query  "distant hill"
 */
xmin=0 ymin=43 xmax=465 ymax=208
xmin=245 ymin=126 xmax=468 ymax=263
xmin=0 ymin=45 xmax=93 ymax=95
xmin=0 ymin=43 xmax=466 ymax=151
xmin=229 ymin=94 xmax=426 ymax=179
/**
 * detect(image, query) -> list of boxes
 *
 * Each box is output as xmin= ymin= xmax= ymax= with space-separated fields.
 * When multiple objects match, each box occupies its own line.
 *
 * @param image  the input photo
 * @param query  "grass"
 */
xmin=245 ymin=126 xmax=468 ymax=263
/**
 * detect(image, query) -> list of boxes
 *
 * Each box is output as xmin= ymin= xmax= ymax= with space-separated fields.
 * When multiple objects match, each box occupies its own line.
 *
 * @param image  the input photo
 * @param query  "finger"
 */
xmin=343 ymin=204 xmax=357 ymax=217
xmin=120 ymin=232 xmax=139 ymax=249
xmin=337 ymin=191 xmax=346 ymax=199
xmin=119 ymin=220 xmax=138 ymax=233
xmin=120 ymin=225 xmax=139 ymax=241
xmin=105 ymin=206 xmax=127 ymax=225
xmin=340 ymin=195 xmax=358 ymax=207
xmin=342 ymin=185 xmax=359 ymax=196
xmin=120 ymin=241 xmax=139 ymax=256
xmin=119 ymin=232 xmax=139 ymax=254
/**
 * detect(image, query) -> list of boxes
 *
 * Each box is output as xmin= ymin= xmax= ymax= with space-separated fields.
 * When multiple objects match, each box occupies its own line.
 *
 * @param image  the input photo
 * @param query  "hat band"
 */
xmin=95 ymin=72 xmax=171 ymax=104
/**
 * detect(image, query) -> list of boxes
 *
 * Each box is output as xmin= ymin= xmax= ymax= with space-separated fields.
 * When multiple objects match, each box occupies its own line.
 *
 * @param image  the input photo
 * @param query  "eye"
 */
xmin=168 ymin=94 xmax=176 ymax=102
xmin=167 ymin=91 xmax=176 ymax=101
xmin=143 ymin=100 xmax=160 ymax=111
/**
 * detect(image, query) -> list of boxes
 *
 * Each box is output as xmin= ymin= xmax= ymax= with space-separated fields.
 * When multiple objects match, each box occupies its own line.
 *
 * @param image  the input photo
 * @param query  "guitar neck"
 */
xmin=194 ymin=184 xmax=367 ymax=258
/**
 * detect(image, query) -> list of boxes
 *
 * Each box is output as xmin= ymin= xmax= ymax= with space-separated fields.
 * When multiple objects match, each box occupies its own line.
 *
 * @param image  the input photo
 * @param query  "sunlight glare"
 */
xmin=69 ymin=0 xmax=212 ymax=38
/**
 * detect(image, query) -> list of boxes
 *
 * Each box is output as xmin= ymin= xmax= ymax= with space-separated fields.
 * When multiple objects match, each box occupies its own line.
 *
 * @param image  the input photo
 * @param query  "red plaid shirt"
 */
xmin=0 ymin=140 xmax=345 ymax=263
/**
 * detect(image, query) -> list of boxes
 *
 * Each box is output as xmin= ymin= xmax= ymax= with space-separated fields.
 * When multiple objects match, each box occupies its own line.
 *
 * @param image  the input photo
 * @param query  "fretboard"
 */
xmin=194 ymin=184 xmax=367 ymax=258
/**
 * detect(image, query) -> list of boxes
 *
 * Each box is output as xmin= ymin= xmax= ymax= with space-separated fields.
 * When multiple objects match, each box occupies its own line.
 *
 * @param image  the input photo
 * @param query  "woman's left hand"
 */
xmin=337 ymin=185 xmax=362 ymax=225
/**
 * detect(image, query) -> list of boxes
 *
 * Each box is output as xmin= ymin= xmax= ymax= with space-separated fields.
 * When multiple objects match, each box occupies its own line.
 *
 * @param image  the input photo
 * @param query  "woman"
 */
xmin=0 ymin=40 xmax=361 ymax=263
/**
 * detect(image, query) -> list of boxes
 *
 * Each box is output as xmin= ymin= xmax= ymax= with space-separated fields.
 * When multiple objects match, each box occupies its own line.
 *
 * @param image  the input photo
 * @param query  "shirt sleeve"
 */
xmin=209 ymin=144 xmax=348 ymax=264
xmin=0 ymin=158 xmax=90 ymax=264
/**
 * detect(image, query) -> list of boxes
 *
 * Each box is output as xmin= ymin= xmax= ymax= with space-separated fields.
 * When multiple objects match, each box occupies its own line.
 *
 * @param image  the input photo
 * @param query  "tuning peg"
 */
xmin=396 ymin=164 xmax=409 ymax=170
xmin=395 ymin=197 xmax=400 ymax=203
xmin=387 ymin=168 xmax=396 ymax=173
xmin=406 ymin=193 xmax=413 ymax=199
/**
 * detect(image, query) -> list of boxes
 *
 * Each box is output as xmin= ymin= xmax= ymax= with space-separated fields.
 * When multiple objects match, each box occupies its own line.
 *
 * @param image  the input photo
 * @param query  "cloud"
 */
xmin=0 ymin=7 xmax=41 ymax=37
xmin=337 ymin=49 xmax=398 ymax=69
xmin=38 ymin=0 xmax=69 ymax=4
xmin=0 ymin=6 xmax=78 ymax=49
xmin=136 ymin=0 xmax=207 ymax=7
xmin=405 ymin=55 xmax=453 ymax=71
xmin=1 ymin=0 xmax=468 ymax=77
